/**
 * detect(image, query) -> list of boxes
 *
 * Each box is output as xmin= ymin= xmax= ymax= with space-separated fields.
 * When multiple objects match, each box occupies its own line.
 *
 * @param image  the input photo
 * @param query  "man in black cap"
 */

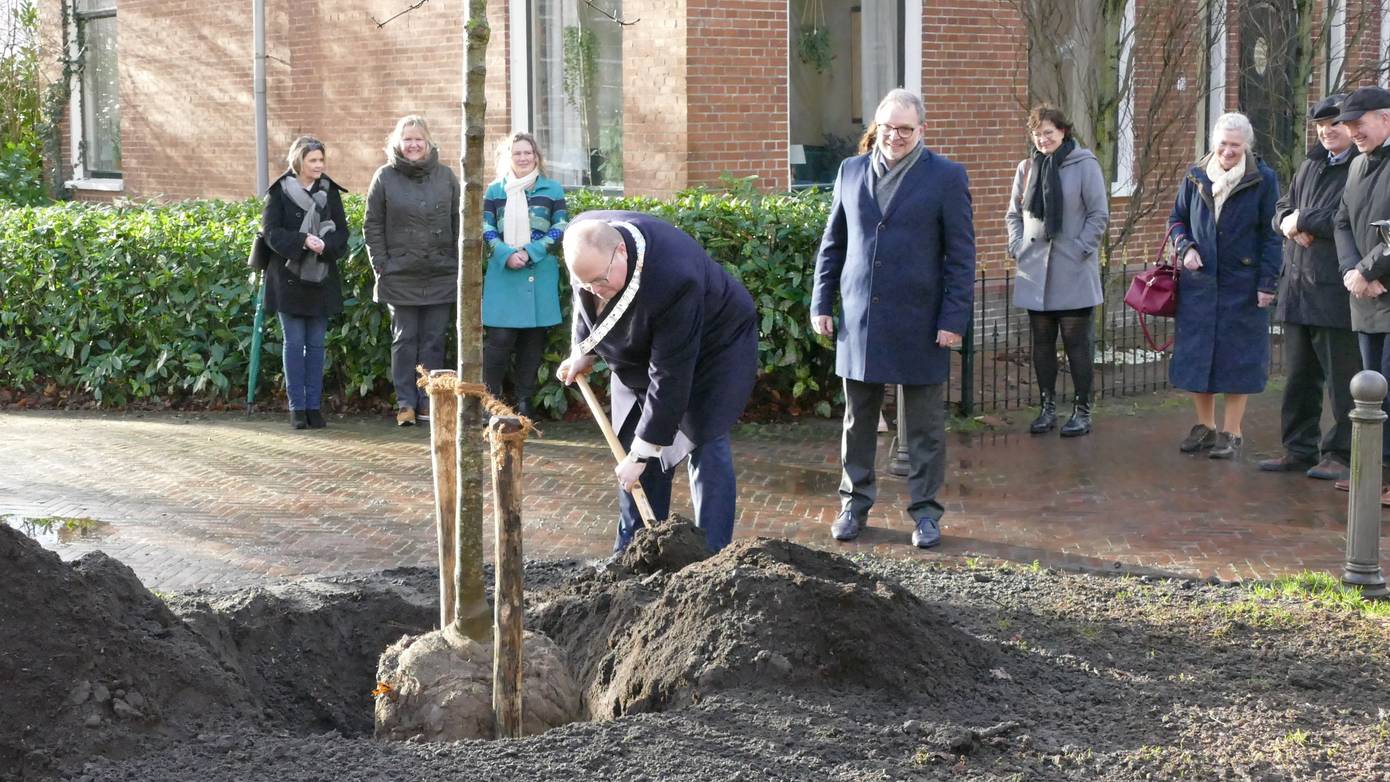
xmin=1335 ymin=85 xmax=1390 ymax=500
xmin=1258 ymin=94 xmax=1360 ymax=480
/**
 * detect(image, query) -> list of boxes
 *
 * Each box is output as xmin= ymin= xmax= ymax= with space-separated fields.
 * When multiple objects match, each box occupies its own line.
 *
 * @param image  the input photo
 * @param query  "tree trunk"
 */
xmin=452 ymin=0 xmax=492 ymax=644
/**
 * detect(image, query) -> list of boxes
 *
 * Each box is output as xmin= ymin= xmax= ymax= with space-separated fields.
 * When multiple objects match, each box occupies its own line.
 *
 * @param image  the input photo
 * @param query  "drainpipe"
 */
xmin=253 ymin=0 xmax=268 ymax=194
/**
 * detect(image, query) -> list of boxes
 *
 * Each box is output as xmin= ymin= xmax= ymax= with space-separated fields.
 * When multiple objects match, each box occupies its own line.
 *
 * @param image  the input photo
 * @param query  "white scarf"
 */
xmin=502 ymin=169 xmax=539 ymax=247
xmin=1206 ymin=153 xmax=1246 ymax=222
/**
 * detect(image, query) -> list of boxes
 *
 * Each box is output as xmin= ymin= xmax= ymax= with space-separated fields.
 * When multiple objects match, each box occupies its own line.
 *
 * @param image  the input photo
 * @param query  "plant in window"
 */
xmin=797 ymin=0 xmax=832 ymax=74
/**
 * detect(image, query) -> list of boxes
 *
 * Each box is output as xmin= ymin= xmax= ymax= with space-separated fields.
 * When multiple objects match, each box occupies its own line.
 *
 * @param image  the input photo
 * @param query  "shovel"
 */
xmin=574 ymin=374 xmax=658 ymax=529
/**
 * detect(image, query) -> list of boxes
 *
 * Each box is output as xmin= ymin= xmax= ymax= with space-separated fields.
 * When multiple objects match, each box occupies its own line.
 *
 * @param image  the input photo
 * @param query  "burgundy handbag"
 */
xmin=1123 ymin=224 xmax=1181 ymax=351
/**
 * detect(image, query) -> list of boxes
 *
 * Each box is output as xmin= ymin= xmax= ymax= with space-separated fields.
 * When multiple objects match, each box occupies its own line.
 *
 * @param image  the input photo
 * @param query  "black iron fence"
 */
xmin=944 ymin=265 xmax=1286 ymax=415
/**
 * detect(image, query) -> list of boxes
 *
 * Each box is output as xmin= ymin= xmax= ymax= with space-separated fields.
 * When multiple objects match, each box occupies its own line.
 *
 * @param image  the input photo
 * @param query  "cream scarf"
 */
xmin=1206 ymin=153 xmax=1246 ymax=222
xmin=502 ymin=168 xmax=539 ymax=247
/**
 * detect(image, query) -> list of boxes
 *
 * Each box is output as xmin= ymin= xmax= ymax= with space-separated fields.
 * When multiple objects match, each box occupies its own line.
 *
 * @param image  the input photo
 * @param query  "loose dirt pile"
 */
xmin=8 ymin=518 xmax=1390 ymax=781
xmin=535 ymin=530 xmax=992 ymax=718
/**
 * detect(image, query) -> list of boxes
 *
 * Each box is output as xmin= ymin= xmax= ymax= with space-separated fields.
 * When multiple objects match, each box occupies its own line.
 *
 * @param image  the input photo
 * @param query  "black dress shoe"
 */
xmin=831 ymin=510 xmax=864 ymax=541
xmin=1257 ymin=453 xmax=1316 ymax=472
xmin=306 ymin=409 xmax=326 ymax=429
xmin=290 ymin=411 xmax=309 ymax=430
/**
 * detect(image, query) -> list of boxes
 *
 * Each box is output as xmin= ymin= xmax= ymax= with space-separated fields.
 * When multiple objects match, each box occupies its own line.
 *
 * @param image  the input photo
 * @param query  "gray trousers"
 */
xmin=840 ymin=378 xmax=946 ymax=521
xmin=388 ymin=303 xmax=451 ymax=411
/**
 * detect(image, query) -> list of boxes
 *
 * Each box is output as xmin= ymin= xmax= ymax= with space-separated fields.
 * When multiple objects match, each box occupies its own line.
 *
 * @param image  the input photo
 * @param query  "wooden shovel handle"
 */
xmin=574 ymin=374 xmax=657 ymax=528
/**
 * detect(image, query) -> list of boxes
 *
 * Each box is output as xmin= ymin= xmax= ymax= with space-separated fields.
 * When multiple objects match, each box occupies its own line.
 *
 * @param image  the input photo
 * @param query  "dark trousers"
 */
xmin=1357 ymin=331 xmax=1390 ymax=459
xmin=483 ymin=327 xmax=550 ymax=408
xmin=840 ymin=378 xmax=946 ymax=521
xmin=387 ymin=303 xmax=451 ymax=412
xmin=614 ymin=413 xmax=737 ymax=554
xmin=1028 ymin=307 xmax=1094 ymax=401
xmin=278 ymin=313 xmax=327 ymax=411
xmin=1280 ymin=322 xmax=1358 ymax=464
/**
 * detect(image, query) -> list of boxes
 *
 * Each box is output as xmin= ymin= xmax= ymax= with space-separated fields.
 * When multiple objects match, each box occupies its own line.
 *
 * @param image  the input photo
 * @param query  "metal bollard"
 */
xmin=1343 ymin=370 xmax=1388 ymax=599
xmin=889 ymin=385 xmax=910 ymax=477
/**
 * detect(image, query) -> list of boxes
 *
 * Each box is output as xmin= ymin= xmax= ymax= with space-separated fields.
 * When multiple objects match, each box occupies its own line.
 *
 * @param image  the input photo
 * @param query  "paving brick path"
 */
xmin=2 ymin=391 xmax=1386 ymax=591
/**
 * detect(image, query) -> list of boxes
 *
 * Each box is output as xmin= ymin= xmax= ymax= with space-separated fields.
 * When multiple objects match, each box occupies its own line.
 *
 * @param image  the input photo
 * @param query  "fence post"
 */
xmin=958 ymin=317 xmax=975 ymax=417
xmin=426 ymin=369 xmax=459 ymax=629
xmin=1344 ymin=371 xmax=1388 ymax=599
xmin=488 ymin=414 xmax=526 ymax=737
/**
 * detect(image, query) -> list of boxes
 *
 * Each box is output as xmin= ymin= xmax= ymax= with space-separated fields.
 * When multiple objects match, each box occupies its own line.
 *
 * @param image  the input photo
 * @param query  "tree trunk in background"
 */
xmin=452 ymin=0 xmax=492 ymax=644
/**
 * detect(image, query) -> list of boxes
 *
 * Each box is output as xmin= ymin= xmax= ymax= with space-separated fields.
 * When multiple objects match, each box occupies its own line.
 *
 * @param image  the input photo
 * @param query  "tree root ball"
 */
xmin=373 ymin=628 xmax=581 ymax=741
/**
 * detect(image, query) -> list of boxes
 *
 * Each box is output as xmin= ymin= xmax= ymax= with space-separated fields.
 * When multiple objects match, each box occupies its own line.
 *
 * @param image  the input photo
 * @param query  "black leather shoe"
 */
xmin=290 ymin=411 xmax=309 ymax=430
xmin=1179 ymin=424 xmax=1217 ymax=453
xmin=1060 ymin=402 xmax=1092 ymax=438
xmin=1257 ymin=453 xmax=1316 ymax=472
xmin=306 ymin=409 xmax=326 ymax=429
xmin=911 ymin=516 xmax=941 ymax=548
xmin=1029 ymin=392 xmax=1057 ymax=434
xmin=1305 ymin=457 xmax=1349 ymax=481
xmin=831 ymin=510 xmax=864 ymax=542
xmin=1208 ymin=432 xmax=1242 ymax=460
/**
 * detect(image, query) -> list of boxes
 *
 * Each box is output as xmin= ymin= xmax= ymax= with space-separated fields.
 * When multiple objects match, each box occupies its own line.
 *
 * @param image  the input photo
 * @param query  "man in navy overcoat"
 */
xmin=558 ymin=212 xmax=758 ymax=554
xmin=811 ymin=89 xmax=977 ymax=548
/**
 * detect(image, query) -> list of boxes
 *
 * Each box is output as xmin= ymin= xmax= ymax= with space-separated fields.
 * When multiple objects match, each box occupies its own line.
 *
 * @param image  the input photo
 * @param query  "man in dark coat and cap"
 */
xmin=557 ymin=212 xmax=758 ymax=554
xmin=1335 ymin=85 xmax=1390 ymax=500
xmin=810 ymin=88 xmax=977 ymax=549
xmin=1258 ymin=94 xmax=1360 ymax=480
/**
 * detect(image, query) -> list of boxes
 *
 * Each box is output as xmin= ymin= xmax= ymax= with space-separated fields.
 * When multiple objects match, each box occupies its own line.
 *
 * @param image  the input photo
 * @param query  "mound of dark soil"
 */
xmin=533 ymin=537 xmax=993 ymax=718
xmin=609 ymin=515 xmax=710 ymax=576
xmin=0 ymin=524 xmax=257 ymax=780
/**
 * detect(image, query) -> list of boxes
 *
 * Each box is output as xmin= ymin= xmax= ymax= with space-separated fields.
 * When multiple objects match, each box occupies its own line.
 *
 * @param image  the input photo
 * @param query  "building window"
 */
xmin=529 ymin=0 xmax=623 ymax=188
xmin=789 ymin=0 xmax=905 ymax=187
xmin=71 ymin=0 xmax=119 ymax=179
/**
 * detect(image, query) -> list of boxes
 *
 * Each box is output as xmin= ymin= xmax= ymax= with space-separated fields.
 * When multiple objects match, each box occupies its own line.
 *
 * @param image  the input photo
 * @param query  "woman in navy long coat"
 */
xmin=1168 ymin=112 xmax=1282 ymax=459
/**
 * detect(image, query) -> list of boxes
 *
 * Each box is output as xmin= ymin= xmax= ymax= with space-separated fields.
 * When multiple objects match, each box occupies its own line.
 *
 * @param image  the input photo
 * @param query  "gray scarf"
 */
xmin=869 ymin=141 xmax=925 ymax=211
xmin=280 ymin=176 xmax=336 ymax=284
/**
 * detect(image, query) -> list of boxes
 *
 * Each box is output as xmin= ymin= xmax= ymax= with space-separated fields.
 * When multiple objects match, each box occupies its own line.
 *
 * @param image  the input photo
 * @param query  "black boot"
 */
xmin=290 ymin=410 xmax=309 ymax=430
xmin=1029 ymin=392 xmax=1057 ymax=434
xmin=1060 ymin=398 xmax=1092 ymax=438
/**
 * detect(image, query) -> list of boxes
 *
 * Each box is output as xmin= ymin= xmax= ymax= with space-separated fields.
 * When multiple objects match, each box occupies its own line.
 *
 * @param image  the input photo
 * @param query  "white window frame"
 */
xmin=65 ymin=0 xmax=122 ymax=191
xmin=1380 ymin=0 xmax=1389 ymax=88
xmin=1327 ymin=0 xmax=1347 ymax=93
xmin=903 ymin=0 xmax=922 ymax=97
xmin=1111 ymin=0 xmax=1136 ymax=197
xmin=509 ymin=0 xmax=529 ymax=132
xmin=1205 ymin=0 xmax=1227 ymax=152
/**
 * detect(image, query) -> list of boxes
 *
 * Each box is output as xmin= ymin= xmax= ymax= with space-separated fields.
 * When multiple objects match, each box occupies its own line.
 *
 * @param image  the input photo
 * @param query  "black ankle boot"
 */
xmin=1060 ymin=399 xmax=1092 ymax=438
xmin=290 ymin=410 xmax=309 ymax=430
xmin=1029 ymin=392 xmax=1057 ymax=434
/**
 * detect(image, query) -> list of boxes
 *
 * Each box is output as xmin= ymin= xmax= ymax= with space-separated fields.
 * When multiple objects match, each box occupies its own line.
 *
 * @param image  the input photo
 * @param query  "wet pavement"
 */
xmin=1 ymin=389 xmax=1385 ymax=591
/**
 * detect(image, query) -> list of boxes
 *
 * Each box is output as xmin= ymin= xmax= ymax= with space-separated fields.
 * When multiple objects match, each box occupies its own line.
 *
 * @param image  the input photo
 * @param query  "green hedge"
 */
xmin=0 ymin=187 xmax=837 ymax=416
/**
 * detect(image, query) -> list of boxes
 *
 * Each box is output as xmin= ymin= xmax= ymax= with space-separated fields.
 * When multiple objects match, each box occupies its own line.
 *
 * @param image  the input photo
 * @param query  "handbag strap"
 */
xmin=1138 ymin=313 xmax=1174 ymax=352
xmin=1156 ymin=222 xmax=1183 ymax=269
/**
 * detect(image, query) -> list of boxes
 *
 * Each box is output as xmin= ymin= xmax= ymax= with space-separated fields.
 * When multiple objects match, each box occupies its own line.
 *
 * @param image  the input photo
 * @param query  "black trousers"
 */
xmin=483 ymin=326 xmax=549 ymax=405
xmin=1281 ymin=322 xmax=1359 ymax=464
xmin=1029 ymin=307 xmax=1094 ymax=402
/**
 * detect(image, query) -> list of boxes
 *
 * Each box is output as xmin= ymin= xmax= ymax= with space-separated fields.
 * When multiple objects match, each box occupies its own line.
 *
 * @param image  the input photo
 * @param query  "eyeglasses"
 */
xmin=877 ymin=124 xmax=919 ymax=139
xmin=578 ymin=245 xmax=620 ymax=289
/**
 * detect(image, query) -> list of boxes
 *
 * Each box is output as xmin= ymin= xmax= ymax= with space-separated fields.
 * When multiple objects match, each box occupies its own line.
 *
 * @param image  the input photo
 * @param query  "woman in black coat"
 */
xmin=261 ymin=135 xmax=349 ymax=430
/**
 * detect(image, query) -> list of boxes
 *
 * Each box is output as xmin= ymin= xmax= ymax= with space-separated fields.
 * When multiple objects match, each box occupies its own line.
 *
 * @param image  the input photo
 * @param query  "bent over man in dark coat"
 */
xmin=811 ymin=88 xmax=977 ymax=549
xmin=1258 ymin=94 xmax=1360 ymax=480
xmin=557 ymin=212 xmax=758 ymax=554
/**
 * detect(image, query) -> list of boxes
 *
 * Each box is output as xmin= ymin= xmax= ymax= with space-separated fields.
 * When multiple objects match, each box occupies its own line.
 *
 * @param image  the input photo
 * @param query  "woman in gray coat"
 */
xmin=364 ymin=115 xmax=461 ymax=427
xmin=1006 ymin=105 xmax=1110 ymax=437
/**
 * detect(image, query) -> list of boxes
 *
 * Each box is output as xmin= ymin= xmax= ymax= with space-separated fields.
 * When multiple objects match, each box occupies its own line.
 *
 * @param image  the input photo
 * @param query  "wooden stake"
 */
xmin=574 ymin=375 xmax=658 ymax=527
xmin=427 ymin=370 xmax=459 ymax=630
xmin=488 ymin=415 xmax=525 ymax=738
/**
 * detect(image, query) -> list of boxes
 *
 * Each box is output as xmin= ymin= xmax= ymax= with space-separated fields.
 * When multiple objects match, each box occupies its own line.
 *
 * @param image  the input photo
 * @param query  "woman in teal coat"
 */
xmin=481 ymin=132 xmax=567 ymax=417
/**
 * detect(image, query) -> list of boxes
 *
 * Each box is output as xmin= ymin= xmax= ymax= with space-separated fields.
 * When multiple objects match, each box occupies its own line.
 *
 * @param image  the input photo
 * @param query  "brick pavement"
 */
xmin=1 ymin=391 xmax=1386 ymax=591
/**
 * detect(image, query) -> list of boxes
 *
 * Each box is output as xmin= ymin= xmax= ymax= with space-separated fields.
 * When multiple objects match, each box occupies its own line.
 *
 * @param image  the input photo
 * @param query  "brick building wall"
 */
xmin=623 ymin=0 xmax=689 ymax=194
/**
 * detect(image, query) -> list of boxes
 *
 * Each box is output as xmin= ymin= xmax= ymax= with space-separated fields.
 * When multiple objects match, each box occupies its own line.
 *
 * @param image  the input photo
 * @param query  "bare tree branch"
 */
xmin=582 ymin=0 xmax=640 ymax=26
xmin=371 ymin=0 xmax=431 ymax=29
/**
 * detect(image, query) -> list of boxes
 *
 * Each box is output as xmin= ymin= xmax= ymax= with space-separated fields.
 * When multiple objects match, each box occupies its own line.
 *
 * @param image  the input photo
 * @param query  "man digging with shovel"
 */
xmin=556 ymin=213 xmax=758 ymax=555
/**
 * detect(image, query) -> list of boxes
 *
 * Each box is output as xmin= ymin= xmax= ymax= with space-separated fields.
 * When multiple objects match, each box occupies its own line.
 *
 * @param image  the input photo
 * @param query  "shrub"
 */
xmin=0 ymin=186 xmax=839 ymax=416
